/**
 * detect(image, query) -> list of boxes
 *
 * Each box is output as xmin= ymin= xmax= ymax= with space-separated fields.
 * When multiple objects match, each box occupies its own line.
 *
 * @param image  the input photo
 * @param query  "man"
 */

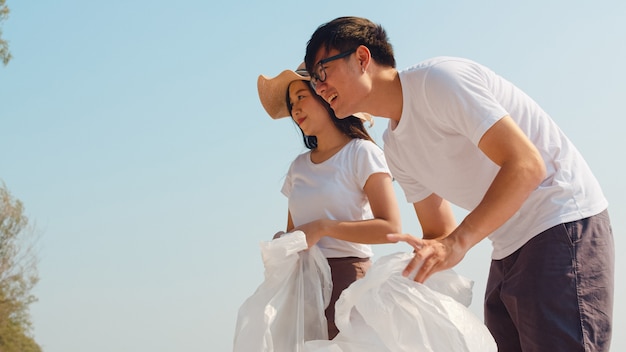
xmin=303 ymin=16 xmax=614 ymax=352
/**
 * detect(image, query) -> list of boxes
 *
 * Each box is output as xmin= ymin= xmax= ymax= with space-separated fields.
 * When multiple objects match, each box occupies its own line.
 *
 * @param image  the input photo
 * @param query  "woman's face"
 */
xmin=288 ymin=80 xmax=332 ymax=136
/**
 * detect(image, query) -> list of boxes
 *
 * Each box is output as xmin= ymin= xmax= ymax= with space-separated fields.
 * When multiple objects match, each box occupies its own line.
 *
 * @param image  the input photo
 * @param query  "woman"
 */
xmin=257 ymin=63 xmax=402 ymax=339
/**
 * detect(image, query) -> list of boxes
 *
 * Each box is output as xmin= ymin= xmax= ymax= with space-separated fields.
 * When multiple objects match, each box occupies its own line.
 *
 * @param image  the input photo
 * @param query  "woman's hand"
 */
xmin=272 ymin=231 xmax=285 ymax=240
xmin=292 ymin=219 xmax=331 ymax=248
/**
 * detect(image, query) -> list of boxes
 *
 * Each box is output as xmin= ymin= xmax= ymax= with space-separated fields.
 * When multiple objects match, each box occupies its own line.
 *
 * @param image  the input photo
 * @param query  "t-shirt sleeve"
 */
xmin=281 ymin=161 xmax=294 ymax=198
xmin=353 ymin=140 xmax=392 ymax=189
xmin=423 ymin=60 xmax=509 ymax=145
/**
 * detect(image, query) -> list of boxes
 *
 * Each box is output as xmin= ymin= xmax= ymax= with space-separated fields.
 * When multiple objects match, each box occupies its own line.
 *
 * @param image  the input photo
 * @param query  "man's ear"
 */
xmin=355 ymin=45 xmax=371 ymax=72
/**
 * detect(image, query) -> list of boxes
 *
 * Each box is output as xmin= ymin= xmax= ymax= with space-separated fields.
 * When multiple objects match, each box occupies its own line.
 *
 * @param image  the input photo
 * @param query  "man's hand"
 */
xmin=386 ymin=233 xmax=468 ymax=283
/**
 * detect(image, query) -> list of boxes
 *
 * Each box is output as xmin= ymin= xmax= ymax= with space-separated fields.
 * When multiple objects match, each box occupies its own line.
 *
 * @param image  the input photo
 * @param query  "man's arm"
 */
xmin=389 ymin=115 xmax=546 ymax=282
xmin=413 ymin=193 xmax=457 ymax=239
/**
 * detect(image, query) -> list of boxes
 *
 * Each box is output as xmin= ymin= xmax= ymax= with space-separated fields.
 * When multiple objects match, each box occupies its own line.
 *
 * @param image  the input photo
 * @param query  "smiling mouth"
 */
xmin=296 ymin=117 xmax=306 ymax=125
xmin=326 ymin=93 xmax=338 ymax=104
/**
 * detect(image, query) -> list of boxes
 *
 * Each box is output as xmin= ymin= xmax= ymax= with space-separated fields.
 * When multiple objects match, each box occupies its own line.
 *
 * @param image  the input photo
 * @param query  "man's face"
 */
xmin=311 ymin=47 xmax=363 ymax=119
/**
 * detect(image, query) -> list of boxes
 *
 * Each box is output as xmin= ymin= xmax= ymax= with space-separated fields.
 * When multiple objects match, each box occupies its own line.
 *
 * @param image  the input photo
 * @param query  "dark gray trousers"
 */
xmin=485 ymin=209 xmax=614 ymax=352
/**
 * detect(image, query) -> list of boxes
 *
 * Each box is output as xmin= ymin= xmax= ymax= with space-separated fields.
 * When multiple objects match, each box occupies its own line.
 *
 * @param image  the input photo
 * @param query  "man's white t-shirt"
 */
xmin=282 ymin=138 xmax=390 ymax=258
xmin=383 ymin=56 xmax=608 ymax=259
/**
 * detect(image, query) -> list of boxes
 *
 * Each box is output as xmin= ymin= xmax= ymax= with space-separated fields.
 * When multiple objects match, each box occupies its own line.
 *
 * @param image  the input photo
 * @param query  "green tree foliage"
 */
xmin=0 ymin=183 xmax=41 ymax=352
xmin=0 ymin=0 xmax=11 ymax=66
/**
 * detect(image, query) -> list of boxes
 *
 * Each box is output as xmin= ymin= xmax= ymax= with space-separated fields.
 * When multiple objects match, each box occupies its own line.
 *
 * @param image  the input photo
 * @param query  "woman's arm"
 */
xmin=273 ymin=211 xmax=295 ymax=240
xmin=293 ymin=172 xmax=402 ymax=248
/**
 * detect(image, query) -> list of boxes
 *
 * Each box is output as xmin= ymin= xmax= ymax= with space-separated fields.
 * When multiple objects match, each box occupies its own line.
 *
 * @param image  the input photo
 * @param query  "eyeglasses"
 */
xmin=310 ymin=48 xmax=356 ymax=89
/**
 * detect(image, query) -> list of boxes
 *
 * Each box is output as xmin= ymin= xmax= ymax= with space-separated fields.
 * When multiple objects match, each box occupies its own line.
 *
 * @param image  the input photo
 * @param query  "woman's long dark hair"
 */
xmin=286 ymin=81 xmax=374 ymax=150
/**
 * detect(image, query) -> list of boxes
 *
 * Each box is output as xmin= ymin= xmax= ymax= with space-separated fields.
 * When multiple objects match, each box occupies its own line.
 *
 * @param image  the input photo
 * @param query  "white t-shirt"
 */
xmin=383 ymin=56 xmax=608 ymax=259
xmin=282 ymin=138 xmax=390 ymax=258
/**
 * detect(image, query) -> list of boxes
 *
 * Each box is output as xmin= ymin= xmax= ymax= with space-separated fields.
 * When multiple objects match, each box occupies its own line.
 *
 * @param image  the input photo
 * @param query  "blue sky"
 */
xmin=1 ymin=1 xmax=624 ymax=351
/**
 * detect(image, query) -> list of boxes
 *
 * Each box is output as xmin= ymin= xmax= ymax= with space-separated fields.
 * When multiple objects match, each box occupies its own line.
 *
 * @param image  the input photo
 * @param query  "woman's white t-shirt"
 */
xmin=282 ymin=138 xmax=390 ymax=258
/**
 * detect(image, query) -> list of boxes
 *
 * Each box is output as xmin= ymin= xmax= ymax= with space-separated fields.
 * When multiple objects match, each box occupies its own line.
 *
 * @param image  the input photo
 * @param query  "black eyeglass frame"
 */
xmin=310 ymin=48 xmax=356 ymax=88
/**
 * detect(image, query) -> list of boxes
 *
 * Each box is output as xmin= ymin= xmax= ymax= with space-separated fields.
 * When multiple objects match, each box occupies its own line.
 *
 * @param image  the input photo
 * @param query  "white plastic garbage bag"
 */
xmin=304 ymin=252 xmax=497 ymax=352
xmin=233 ymin=231 xmax=333 ymax=352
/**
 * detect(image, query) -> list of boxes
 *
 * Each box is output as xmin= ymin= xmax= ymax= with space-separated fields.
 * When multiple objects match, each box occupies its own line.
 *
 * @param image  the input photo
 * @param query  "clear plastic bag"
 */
xmin=233 ymin=231 xmax=333 ymax=352
xmin=304 ymin=252 xmax=497 ymax=352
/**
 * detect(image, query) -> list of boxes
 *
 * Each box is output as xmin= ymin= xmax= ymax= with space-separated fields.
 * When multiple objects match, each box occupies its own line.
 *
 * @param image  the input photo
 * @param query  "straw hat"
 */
xmin=257 ymin=63 xmax=372 ymax=123
xmin=257 ymin=63 xmax=310 ymax=119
